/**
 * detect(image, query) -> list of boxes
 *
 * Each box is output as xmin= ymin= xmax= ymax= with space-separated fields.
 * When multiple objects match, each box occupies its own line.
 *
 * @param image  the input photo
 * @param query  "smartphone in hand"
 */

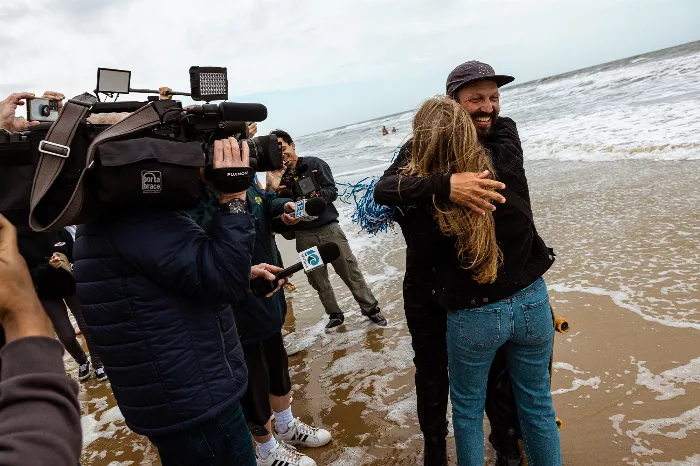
xmin=27 ymin=98 xmax=59 ymax=122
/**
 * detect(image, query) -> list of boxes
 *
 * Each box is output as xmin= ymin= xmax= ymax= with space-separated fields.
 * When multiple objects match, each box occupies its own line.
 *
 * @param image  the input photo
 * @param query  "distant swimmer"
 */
xmin=391 ymin=127 xmax=397 ymax=133
xmin=382 ymin=125 xmax=389 ymax=136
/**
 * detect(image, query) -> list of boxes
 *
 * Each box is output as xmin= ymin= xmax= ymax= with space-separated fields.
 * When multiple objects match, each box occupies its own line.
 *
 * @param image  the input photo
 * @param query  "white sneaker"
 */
xmin=256 ymin=441 xmax=316 ymax=466
xmin=276 ymin=418 xmax=332 ymax=448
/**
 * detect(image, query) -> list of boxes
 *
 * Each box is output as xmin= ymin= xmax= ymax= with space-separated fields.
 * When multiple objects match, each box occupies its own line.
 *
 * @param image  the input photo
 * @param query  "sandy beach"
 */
xmin=74 ymin=158 xmax=700 ymax=465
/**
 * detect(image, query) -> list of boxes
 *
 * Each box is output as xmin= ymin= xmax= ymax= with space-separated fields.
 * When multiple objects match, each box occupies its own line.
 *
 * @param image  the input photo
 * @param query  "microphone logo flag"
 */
xmin=295 ymin=199 xmax=318 ymax=221
xmin=299 ymin=246 xmax=324 ymax=272
xmin=295 ymin=200 xmax=307 ymax=218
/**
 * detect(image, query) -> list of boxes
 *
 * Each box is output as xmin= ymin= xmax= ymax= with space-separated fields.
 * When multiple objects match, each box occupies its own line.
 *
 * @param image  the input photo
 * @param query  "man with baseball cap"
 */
xmin=375 ymin=61 xmax=557 ymax=465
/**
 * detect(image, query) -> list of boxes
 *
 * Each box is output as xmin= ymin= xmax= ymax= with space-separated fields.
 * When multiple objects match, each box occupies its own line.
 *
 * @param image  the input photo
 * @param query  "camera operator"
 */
xmin=267 ymin=130 xmax=387 ymax=329
xmin=73 ymin=137 xmax=283 ymax=466
xmin=0 ymin=214 xmax=81 ymax=466
xmin=187 ymin=174 xmax=332 ymax=466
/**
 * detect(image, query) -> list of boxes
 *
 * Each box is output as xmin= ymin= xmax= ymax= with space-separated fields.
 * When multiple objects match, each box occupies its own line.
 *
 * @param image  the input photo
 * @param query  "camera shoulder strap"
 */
xmin=29 ymin=99 xmax=93 ymax=232
xmin=29 ymin=100 xmax=166 ymax=232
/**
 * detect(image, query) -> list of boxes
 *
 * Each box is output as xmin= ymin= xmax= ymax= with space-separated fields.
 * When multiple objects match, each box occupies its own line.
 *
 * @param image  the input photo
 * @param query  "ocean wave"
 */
xmin=299 ymin=42 xmax=700 ymax=169
xmin=335 ymin=162 xmax=391 ymax=179
xmin=354 ymin=134 xmax=405 ymax=150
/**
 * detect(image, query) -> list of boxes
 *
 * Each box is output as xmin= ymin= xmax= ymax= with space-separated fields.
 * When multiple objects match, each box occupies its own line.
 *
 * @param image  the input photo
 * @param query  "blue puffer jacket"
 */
xmin=73 ymin=208 xmax=255 ymax=436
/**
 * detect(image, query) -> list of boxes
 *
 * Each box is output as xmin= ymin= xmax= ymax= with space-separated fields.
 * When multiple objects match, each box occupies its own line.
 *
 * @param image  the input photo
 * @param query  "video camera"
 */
xmin=0 ymin=66 xmax=284 ymax=233
xmin=94 ymin=67 xmax=283 ymax=193
xmin=290 ymin=171 xmax=321 ymax=199
xmin=280 ymin=163 xmax=321 ymax=200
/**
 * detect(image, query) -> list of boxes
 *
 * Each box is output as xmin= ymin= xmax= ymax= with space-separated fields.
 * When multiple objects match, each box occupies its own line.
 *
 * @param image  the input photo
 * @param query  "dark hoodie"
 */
xmin=16 ymin=229 xmax=76 ymax=299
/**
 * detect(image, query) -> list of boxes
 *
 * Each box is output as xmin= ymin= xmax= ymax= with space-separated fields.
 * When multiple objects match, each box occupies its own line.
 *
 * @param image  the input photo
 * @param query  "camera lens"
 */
xmin=40 ymin=105 xmax=51 ymax=117
xmin=244 ymin=136 xmax=283 ymax=172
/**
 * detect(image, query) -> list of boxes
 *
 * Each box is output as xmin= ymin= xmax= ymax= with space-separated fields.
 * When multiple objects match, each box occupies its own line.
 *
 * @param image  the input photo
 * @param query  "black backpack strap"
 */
xmin=29 ymin=98 xmax=94 ymax=232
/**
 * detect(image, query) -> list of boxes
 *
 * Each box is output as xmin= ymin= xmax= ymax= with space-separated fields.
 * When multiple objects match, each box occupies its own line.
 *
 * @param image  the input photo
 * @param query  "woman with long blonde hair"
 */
xmin=398 ymin=96 xmax=561 ymax=466
xmin=402 ymin=97 xmax=502 ymax=285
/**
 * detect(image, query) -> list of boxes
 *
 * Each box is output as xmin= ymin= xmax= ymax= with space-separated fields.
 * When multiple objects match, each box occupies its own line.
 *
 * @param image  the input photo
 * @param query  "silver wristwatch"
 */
xmin=222 ymin=198 xmax=247 ymax=214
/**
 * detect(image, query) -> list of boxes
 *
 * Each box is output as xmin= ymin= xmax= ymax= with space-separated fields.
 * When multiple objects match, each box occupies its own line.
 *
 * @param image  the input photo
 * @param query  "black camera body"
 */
xmin=290 ymin=172 xmax=321 ymax=199
xmin=167 ymin=102 xmax=283 ymax=193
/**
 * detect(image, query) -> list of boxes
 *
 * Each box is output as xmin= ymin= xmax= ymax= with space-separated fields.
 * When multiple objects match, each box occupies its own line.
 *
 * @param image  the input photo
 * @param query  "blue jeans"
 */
xmin=149 ymin=402 xmax=256 ymax=466
xmin=447 ymin=278 xmax=561 ymax=466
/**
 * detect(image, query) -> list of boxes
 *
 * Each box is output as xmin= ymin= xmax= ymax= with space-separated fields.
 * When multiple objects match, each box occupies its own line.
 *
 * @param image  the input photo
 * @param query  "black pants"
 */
xmin=40 ymin=295 xmax=102 ymax=367
xmin=150 ymin=402 xmax=256 ymax=466
xmin=240 ymin=332 xmax=292 ymax=434
xmin=403 ymin=253 xmax=520 ymax=463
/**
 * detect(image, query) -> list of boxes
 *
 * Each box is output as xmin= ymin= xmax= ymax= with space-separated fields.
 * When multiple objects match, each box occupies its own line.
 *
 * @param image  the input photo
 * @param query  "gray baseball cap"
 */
xmin=446 ymin=61 xmax=515 ymax=97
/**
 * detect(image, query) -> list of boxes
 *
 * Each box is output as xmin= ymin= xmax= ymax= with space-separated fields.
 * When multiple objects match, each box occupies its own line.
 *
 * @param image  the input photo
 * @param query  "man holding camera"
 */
xmin=73 ymin=138 xmax=283 ymax=466
xmin=267 ymin=130 xmax=387 ymax=329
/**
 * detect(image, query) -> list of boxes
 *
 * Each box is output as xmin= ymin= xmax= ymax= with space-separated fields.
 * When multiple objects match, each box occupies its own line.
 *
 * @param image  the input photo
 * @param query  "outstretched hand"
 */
xmin=448 ymin=170 xmax=506 ymax=215
xmin=250 ymin=263 xmax=286 ymax=297
xmin=282 ymin=202 xmax=301 ymax=226
xmin=266 ymin=166 xmax=286 ymax=192
xmin=0 ymin=92 xmax=39 ymax=131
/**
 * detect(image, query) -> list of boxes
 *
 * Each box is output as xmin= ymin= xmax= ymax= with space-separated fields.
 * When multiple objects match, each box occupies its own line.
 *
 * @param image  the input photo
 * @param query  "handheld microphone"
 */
xmin=250 ymin=243 xmax=340 ymax=297
xmin=294 ymin=197 xmax=326 ymax=220
xmin=270 ymin=196 xmax=326 ymax=233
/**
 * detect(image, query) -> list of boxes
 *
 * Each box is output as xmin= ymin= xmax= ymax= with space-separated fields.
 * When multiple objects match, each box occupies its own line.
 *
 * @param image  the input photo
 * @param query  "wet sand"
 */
xmin=76 ymin=159 xmax=700 ymax=465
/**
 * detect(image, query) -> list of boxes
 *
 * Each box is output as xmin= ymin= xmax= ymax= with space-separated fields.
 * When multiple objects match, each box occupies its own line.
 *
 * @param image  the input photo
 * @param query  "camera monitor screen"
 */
xmin=96 ymin=68 xmax=131 ymax=94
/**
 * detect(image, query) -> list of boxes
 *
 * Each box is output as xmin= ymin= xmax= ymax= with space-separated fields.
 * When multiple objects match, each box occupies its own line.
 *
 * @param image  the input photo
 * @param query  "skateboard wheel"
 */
xmin=556 ymin=418 xmax=563 ymax=430
xmin=554 ymin=317 xmax=569 ymax=334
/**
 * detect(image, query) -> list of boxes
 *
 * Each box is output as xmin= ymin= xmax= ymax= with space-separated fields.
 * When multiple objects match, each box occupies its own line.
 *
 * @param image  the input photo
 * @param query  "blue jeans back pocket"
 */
xmin=459 ymin=307 xmax=501 ymax=348
xmin=521 ymin=296 xmax=554 ymax=342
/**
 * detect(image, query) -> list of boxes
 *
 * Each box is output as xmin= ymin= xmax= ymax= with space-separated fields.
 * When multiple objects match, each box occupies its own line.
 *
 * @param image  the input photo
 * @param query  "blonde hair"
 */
xmin=402 ymin=97 xmax=501 ymax=284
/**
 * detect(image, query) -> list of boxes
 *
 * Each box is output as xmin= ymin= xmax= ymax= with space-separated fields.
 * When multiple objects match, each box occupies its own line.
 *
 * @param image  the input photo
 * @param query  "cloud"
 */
xmin=1 ymin=0 xmax=697 ymax=134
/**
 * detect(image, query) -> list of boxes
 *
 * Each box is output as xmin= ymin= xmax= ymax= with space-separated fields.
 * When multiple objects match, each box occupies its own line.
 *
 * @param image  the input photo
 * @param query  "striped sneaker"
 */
xmin=256 ymin=441 xmax=315 ymax=466
xmin=276 ymin=418 xmax=332 ymax=448
xmin=94 ymin=365 xmax=108 ymax=382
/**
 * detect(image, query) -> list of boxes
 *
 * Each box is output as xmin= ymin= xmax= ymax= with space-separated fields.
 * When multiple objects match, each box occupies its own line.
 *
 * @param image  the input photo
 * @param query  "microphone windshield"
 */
xmin=218 ymin=102 xmax=268 ymax=122
xmin=304 ymin=197 xmax=327 ymax=216
xmin=318 ymin=242 xmax=340 ymax=263
xmin=278 ymin=189 xmax=294 ymax=199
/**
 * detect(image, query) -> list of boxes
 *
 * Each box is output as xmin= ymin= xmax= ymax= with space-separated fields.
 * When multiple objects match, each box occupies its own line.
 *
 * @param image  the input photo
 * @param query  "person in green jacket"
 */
xmin=187 ymin=183 xmax=333 ymax=466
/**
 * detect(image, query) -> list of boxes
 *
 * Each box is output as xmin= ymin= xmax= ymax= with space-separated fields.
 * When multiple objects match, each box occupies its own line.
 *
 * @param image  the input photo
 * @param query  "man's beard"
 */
xmin=472 ymin=109 xmax=499 ymax=137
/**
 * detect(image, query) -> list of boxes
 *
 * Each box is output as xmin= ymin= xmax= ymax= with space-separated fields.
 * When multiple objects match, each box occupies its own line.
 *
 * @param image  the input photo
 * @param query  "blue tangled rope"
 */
xmin=338 ymin=147 xmax=401 ymax=235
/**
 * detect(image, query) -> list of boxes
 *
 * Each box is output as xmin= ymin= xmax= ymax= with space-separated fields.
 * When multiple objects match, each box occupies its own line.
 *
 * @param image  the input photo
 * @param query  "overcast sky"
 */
xmin=1 ymin=0 xmax=697 ymax=136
